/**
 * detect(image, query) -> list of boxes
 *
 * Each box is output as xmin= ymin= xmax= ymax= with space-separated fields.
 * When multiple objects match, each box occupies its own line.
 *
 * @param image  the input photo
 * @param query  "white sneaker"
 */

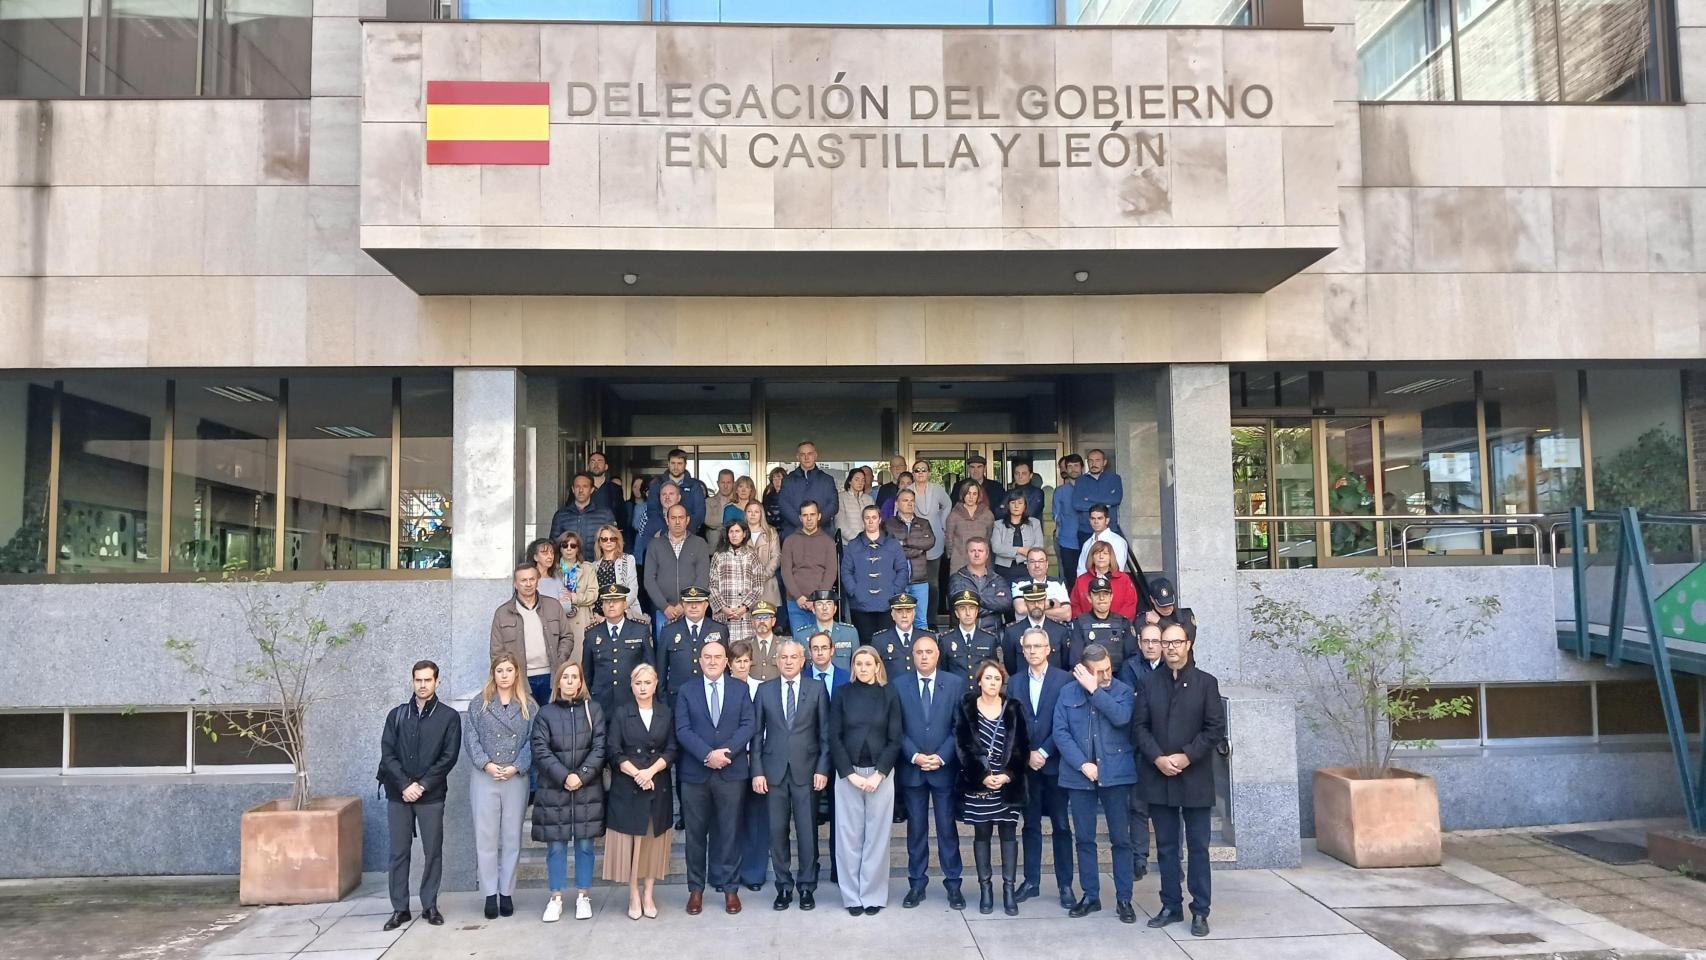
xmin=542 ymin=896 xmax=564 ymax=923
xmin=575 ymin=893 xmax=593 ymax=920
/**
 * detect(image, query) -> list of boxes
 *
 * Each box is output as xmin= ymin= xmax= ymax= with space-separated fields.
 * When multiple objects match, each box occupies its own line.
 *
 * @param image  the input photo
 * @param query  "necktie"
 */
xmin=922 ymin=676 xmax=933 ymax=713
xmin=901 ymin=632 xmax=909 ymax=649
xmin=690 ymin=622 xmax=700 ymax=644
xmin=610 ymin=624 xmax=619 ymax=644
xmin=816 ymin=670 xmax=831 ymax=698
xmin=785 ymin=680 xmax=797 ymax=725
xmin=709 ymin=678 xmax=722 ymax=725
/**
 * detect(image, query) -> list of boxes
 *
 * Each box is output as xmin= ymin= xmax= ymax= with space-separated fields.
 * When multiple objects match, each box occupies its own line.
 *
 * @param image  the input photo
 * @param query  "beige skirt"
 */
xmin=601 ymin=828 xmax=674 ymax=882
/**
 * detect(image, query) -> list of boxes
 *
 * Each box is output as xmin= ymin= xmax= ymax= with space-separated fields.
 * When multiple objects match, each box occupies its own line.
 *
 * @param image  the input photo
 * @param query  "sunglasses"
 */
xmin=597 ymin=536 xmax=617 ymax=542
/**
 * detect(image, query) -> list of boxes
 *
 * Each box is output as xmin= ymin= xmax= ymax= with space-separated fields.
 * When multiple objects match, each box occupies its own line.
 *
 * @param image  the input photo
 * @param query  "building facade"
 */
xmin=2 ymin=0 xmax=1704 ymax=881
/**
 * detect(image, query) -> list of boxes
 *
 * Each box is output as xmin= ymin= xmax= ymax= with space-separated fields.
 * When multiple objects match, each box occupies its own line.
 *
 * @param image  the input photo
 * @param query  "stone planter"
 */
xmin=1312 ymin=767 xmax=1441 ymax=868
xmin=240 ymin=796 xmax=363 ymax=905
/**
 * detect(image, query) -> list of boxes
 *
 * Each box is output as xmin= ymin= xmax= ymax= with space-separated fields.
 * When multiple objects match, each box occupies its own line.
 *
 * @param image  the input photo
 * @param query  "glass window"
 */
xmin=912 ymin=380 xmax=1058 ymax=436
xmin=1485 ymin=683 xmax=1593 ymax=739
xmin=0 ymin=0 xmax=86 ymax=96
xmin=399 ymin=377 xmax=452 ymax=571
xmin=1558 ymin=0 xmax=1664 ymax=101
xmin=1357 ymin=0 xmax=1455 ymax=100
xmin=1067 ymin=0 xmax=1250 ymax=24
xmin=55 ymin=378 xmax=167 ymax=575
xmin=1389 ymin=685 xmax=1480 ymax=741
xmin=1378 ymin=370 xmax=1482 ymax=556
xmin=1320 ymin=372 xmax=1373 ymax=411
xmin=170 ymin=378 xmax=280 ymax=574
xmin=0 ymin=712 xmax=63 ymax=768
xmin=1597 ymin=678 xmax=1701 ymax=736
xmin=1232 ymin=369 xmax=1310 ymax=410
xmin=765 ymin=381 xmax=897 ymax=479
xmin=201 ymin=0 xmax=312 ymax=97
xmin=601 ymin=382 xmax=751 ymax=438
xmin=284 ymin=377 xmax=393 ymax=572
xmin=1588 ymin=369 xmax=1687 ymax=557
xmin=85 ymin=0 xmax=200 ymax=96
xmin=1324 ymin=418 xmax=1378 ymax=559
xmin=0 ymin=381 xmax=54 ymax=575
xmin=1481 ymin=370 xmax=1583 ymax=554
xmin=461 ymin=0 xmax=641 ymax=18
xmin=69 ymin=711 xmax=187 ymax=767
xmin=1456 ymin=0 xmax=1562 ymax=101
xmin=1232 ymin=422 xmax=1272 ymax=569
xmin=193 ymin=710 xmax=293 ymax=766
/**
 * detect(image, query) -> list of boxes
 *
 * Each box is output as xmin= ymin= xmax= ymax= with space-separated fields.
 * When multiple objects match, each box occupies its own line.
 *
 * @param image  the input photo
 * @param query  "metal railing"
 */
xmin=1233 ymin=513 xmax=1547 ymax=567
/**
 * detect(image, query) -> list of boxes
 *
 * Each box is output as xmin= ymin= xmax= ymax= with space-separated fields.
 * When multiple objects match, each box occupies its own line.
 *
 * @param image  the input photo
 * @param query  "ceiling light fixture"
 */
xmin=1073 ymin=270 xmax=1090 ymax=283
xmin=622 ymin=273 xmax=639 ymax=285
xmin=315 ymin=425 xmax=377 ymax=439
xmin=204 ymin=385 xmax=275 ymax=403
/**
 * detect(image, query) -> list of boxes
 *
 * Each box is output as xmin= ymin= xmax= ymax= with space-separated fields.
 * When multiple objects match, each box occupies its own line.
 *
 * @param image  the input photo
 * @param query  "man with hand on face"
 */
xmin=1134 ymin=619 xmax=1225 ymax=938
xmin=676 ymin=639 xmax=757 ymax=916
xmin=1052 ymin=644 xmax=1138 ymax=924
xmin=752 ymin=638 xmax=831 ymax=911
xmin=894 ymin=634 xmax=968 ymax=910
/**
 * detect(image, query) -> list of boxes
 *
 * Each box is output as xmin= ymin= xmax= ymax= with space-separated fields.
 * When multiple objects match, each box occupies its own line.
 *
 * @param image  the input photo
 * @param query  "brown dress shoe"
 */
xmin=725 ymin=890 xmax=742 ymax=915
xmin=686 ymin=890 xmax=703 ymax=915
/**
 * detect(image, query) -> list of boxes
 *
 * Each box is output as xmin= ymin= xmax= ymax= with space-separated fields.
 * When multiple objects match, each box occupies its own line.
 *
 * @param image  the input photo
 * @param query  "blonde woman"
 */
xmin=604 ymin=662 xmax=677 ymax=920
xmin=743 ymin=500 xmax=784 ymax=621
xmin=530 ymin=660 xmax=605 ymax=922
xmin=590 ymin=524 xmax=643 ymax=622
xmin=724 ymin=475 xmax=760 ymax=527
xmin=555 ymin=531 xmax=599 ymax=664
xmin=464 ymin=653 xmax=536 ymax=920
xmin=829 ymin=645 xmax=903 ymax=915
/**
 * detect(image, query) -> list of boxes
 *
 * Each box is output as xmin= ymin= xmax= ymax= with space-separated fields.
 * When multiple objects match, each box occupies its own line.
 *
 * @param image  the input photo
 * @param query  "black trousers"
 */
xmin=1058 ymin=546 xmax=1080 ymax=588
xmin=1022 ymin=770 xmax=1074 ymax=891
xmin=1151 ymin=803 xmax=1213 ymax=917
xmin=386 ymin=800 xmax=445 ymax=912
xmin=767 ymin=774 xmax=821 ymax=891
xmin=1131 ymin=789 xmax=1152 ymax=870
xmin=851 ymin=609 xmax=889 ymax=645
xmin=682 ymin=778 xmax=746 ymax=893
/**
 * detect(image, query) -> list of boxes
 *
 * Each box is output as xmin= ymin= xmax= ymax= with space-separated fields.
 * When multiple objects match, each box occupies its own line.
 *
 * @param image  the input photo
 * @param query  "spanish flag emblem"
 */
xmin=425 ymin=81 xmax=550 ymax=165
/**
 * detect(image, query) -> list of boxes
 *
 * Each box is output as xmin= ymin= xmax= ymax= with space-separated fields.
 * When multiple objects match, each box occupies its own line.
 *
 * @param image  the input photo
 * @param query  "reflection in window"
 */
xmin=1483 ymin=370 xmax=1582 ymax=554
xmin=1324 ymin=419 xmax=1377 ymax=560
xmin=1068 ymin=0 xmax=1251 ymax=24
xmin=0 ymin=0 xmax=85 ymax=96
xmin=56 ymin=379 xmax=167 ymax=574
xmin=285 ymin=378 xmax=392 ymax=572
xmin=400 ymin=377 xmax=453 ymax=570
xmin=70 ymin=711 xmax=188 ymax=767
xmin=170 ymin=379 xmax=280 ymax=574
xmin=1379 ymin=371 xmax=1482 ymax=556
xmin=1485 ymin=683 xmax=1593 ymax=739
xmin=85 ymin=0 xmax=200 ymax=96
xmin=201 ymin=0 xmax=312 ymax=97
xmin=1587 ymin=369 xmax=1687 ymax=557
xmin=0 ymin=712 xmax=62 ymax=768
xmin=0 ymin=382 xmax=54 ymax=574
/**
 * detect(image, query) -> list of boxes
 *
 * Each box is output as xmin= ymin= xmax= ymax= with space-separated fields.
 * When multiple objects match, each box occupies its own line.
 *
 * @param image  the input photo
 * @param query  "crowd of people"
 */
xmin=376 ymin=441 xmax=1226 ymax=937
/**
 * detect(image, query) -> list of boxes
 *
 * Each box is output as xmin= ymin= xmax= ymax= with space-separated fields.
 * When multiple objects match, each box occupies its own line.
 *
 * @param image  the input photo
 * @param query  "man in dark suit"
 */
xmin=752 ymin=638 xmax=831 ymax=911
xmin=1010 ymin=625 xmax=1076 ymax=908
xmin=873 ymin=592 xmax=935 ymax=678
xmin=894 ymin=634 xmax=968 ymax=909
xmin=804 ymin=629 xmax=849 ymax=882
xmin=659 ymin=586 xmax=729 ymax=705
xmin=1134 ymin=618 xmax=1225 ymax=938
xmin=1003 ymin=582 xmax=1073 ymax=673
xmin=943 ymin=589 xmax=997 ymax=672
xmin=1053 ymin=643 xmax=1138 ymax=924
xmin=584 ymin=585 xmax=654 ymax=718
xmin=1117 ymin=620 xmax=1165 ymax=883
xmin=675 ymin=639 xmax=757 ymax=916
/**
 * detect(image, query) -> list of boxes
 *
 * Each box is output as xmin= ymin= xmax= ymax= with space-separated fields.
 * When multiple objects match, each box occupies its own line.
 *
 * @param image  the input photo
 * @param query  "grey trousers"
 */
xmin=834 ymin=768 xmax=895 ymax=909
xmin=470 ymin=772 xmax=528 ymax=897
xmin=767 ymin=774 xmax=820 ymax=891
xmin=387 ymin=800 xmax=445 ymax=912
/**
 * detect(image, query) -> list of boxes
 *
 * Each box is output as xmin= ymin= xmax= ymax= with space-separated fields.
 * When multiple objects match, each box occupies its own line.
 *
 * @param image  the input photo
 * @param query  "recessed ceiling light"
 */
xmin=1073 ymin=270 xmax=1090 ymax=283
xmin=622 ymin=273 xmax=639 ymax=285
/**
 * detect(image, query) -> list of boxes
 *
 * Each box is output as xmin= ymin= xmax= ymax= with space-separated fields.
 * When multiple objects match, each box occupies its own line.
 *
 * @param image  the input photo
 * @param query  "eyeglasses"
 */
xmin=597 ymin=536 xmax=617 ymax=542
xmin=1160 ymin=639 xmax=1189 ymax=648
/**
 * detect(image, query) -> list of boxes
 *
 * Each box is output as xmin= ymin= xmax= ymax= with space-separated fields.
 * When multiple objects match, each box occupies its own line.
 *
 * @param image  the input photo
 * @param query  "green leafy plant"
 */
xmin=1249 ymin=569 xmax=1500 ymax=779
xmin=167 ymin=570 xmax=383 ymax=809
xmin=1593 ymin=427 xmax=1690 ymax=555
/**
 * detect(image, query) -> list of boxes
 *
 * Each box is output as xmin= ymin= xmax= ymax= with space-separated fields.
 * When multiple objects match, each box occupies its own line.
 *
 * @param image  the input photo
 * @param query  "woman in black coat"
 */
xmin=954 ymin=659 xmax=1030 ymax=916
xmin=603 ymin=661 xmax=677 ymax=920
xmin=530 ymin=661 xmax=606 ymax=923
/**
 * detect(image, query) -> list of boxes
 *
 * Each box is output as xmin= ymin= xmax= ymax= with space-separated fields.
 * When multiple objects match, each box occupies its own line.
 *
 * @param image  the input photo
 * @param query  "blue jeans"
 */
xmin=1069 ymin=785 xmax=1133 ymax=902
xmin=547 ymin=838 xmax=596 ymax=892
xmin=907 ymin=582 xmax=930 ymax=617
xmin=1151 ymin=804 xmax=1213 ymax=917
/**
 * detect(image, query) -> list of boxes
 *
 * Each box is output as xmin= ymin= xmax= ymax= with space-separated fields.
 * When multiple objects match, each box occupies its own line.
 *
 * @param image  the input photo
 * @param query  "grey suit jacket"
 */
xmin=754 ymin=673 xmax=832 ymax=785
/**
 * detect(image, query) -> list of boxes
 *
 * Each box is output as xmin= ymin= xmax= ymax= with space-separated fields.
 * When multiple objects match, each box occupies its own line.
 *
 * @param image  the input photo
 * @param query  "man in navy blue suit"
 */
xmin=675 ymin=639 xmax=756 ymax=916
xmin=1010 ymin=625 xmax=1076 ymax=908
xmin=1117 ymin=621 xmax=1165 ymax=884
xmin=895 ymin=633 xmax=968 ymax=910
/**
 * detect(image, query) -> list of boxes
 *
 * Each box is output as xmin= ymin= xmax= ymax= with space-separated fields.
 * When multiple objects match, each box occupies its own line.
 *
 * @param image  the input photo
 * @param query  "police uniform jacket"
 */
xmin=584 ymin=617 xmax=655 ymax=710
xmin=792 ymin=620 xmax=859 ymax=671
xmin=657 ymin=616 xmax=730 ymax=699
xmin=1133 ymin=661 xmax=1226 ymax=809
xmin=941 ymin=625 xmax=1002 ymax=674
xmin=1001 ymin=617 xmax=1073 ymax=674
xmin=872 ymin=625 xmax=936 ymax=677
xmin=947 ymin=566 xmax=1012 ymax=636
xmin=1067 ymin=612 xmax=1139 ymax=672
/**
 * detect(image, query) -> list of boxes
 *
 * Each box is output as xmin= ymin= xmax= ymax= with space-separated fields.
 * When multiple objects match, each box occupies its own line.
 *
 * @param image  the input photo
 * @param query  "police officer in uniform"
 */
xmin=791 ymin=588 xmax=859 ymax=671
xmin=872 ymin=593 xmax=935 ymax=679
xmin=1003 ymin=582 xmax=1073 ymax=674
xmin=659 ymin=586 xmax=730 ymax=705
xmin=1067 ymin=577 xmax=1138 ymax=672
xmin=944 ymin=589 xmax=999 ymax=673
xmin=584 ymin=585 xmax=655 ymax=717
xmin=1144 ymin=576 xmax=1197 ymax=635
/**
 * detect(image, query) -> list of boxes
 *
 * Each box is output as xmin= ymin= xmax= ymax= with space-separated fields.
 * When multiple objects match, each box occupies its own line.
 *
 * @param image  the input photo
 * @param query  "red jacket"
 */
xmin=1069 ymin=569 xmax=1138 ymax=621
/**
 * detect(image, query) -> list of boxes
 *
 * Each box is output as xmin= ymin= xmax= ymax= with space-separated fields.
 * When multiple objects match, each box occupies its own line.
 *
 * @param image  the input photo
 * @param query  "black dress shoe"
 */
xmin=382 ymin=911 xmax=411 ymax=931
xmin=848 ymin=906 xmax=863 ymax=917
xmin=799 ymin=889 xmax=815 ymax=911
xmin=423 ymin=907 xmax=445 ymax=926
xmin=498 ymin=894 xmax=513 ymax=917
xmin=1013 ymin=882 xmax=1038 ymax=903
xmin=902 ymin=886 xmax=926 ymax=908
xmin=946 ymin=885 xmax=966 ymax=911
xmin=483 ymin=895 xmax=498 ymax=920
xmin=1068 ymin=896 xmax=1101 ymax=918
xmin=1148 ymin=908 xmax=1184 ymax=929
xmin=864 ymin=905 xmax=881 ymax=915
xmin=773 ymin=888 xmax=792 ymax=911
xmin=1058 ymin=888 xmax=1077 ymax=910
xmin=1191 ymin=914 xmax=1210 ymax=937
xmin=746 ymin=883 xmax=763 ymax=892
xmin=675 ymin=815 xmax=686 ymax=830
xmin=1134 ymin=862 xmax=1148 ymax=881
xmin=1117 ymin=900 xmax=1137 ymax=924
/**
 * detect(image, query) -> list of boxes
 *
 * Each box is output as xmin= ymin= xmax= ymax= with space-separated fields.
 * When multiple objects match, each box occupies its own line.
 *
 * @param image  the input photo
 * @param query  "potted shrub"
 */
xmin=167 ymin=573 xmax=382 ymax=904
xmin=1249 ymin=569 xmax=1498 ymax=868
